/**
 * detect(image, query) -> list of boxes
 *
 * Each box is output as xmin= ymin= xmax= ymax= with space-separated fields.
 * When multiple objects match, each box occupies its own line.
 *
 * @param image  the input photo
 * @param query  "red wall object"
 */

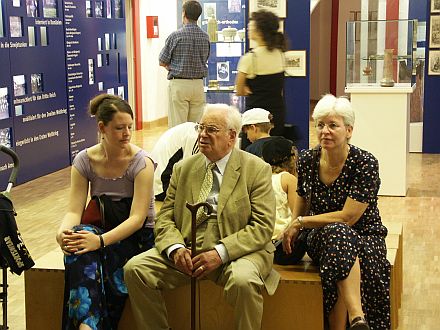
xmin=146 ymin=16 xmax=159 ymax=38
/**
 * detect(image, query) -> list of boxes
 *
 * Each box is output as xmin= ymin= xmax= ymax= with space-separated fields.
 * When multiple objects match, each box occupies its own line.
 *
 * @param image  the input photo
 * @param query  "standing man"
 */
xmin=124 ymin=104 xmax=279 ymax=330
xmin=159 ymin=0 xmax=210 ymax=128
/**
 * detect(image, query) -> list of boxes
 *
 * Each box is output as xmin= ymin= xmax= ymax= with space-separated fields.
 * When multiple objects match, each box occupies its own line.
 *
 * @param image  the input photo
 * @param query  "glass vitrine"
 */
xmin=346 ymin=19 xmax=417 ymax=87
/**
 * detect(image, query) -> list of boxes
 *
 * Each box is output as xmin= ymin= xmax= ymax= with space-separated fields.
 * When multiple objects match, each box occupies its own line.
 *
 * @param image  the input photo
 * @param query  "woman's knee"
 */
xmin=323 ymin=222 xmax=357 ymax=238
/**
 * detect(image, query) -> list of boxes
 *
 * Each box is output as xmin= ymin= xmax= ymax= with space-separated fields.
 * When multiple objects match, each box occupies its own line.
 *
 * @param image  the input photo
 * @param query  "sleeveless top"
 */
xmin=237 ymin=46 xmax=285 ymax=111
xmin=272 ymin=171 xmax=291 ymax=239
xmin=73 ymin=149 xmax=156 ymax=228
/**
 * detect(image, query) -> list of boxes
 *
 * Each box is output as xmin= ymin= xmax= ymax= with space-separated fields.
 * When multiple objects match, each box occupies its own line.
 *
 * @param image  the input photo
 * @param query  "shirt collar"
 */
xmin=204 ymin=150 xmax=232 ymax=176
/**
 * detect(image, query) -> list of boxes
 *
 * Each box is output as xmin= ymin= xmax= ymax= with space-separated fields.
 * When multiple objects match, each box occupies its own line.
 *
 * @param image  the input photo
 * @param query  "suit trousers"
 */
xmin=167 ymin=79 xmax=205 ymax=128
xmin=124 ymin=219 xmax=265 ymax=330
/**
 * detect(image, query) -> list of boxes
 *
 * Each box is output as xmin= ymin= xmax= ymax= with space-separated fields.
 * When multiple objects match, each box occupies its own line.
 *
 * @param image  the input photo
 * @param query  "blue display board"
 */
xmin=0 ymin=1 xmax=15 ymax=185
xmin=0 ymin=0 xmax=70 ymax=184
xmin=63 ymin=0 xmax=128 ymax=160
xmin=0 ymin=0 xmax=128 ymax=184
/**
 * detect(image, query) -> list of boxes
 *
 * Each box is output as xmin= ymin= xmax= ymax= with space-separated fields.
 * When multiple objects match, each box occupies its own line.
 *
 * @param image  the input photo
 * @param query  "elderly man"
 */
xmin=124 ymin=104 xmax=279 ymax=330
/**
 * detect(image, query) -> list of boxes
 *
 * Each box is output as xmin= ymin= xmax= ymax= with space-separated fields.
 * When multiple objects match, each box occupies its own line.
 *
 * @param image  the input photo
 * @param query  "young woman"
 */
xmin=56 ymin=94 xmax=156 ymax=330
xmin=236 ymin=9 xmax=286 ymax=146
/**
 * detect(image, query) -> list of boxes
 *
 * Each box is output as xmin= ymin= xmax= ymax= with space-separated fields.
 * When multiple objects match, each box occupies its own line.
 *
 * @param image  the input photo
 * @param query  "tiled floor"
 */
xmin=2 ymin=123 xmax=440 ymax=330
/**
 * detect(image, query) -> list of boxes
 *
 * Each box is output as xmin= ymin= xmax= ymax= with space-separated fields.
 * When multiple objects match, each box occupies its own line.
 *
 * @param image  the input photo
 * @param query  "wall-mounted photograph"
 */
xmin=13 ymin=0 xmax=21 ymax=7
xmin=0 ymin=128 xmax=11 ymax=148
xmin=432 ymin=0 xmax=440 ymax=13
xmin=0 ymin=87 xmax=9 ymax=120
xmin=430 ymin=15 xmax=440 ymax=48
xmin=117 ymin=86 xmax=124 ymax=99
xmin=31 ymin=73 xmax=43 ymax=94
xmin=249 ymin=0 xmax=286 ymax=18
xmin=88 ymin=59 xmax=95 ymax=84
xmin=428 ymin=49 xmax=440 ymax=75
xmin=28 ymin=26 xmax=36 ymax=46
xmin=97 ymin=53 xmax=103 ymax=67
xmin=26 ymin=0 xmax=38 ymax=17
xmin=284 ymin=50 xmax=306 ymax=77
xmin=114 ymin=0 xmax=123 ymax=18
xmin=15 ymin=104 xmax=23 ymax=116
xmin=40 ymin=26 xmax=48 ymax=46
xmin=95 ymin=1 xmax=104 ymax=18
xmin=106 ymin=0 xmax=111 ymax=18
xmin=13 ymin=75 xmax=26 ymax=96
xmin=204 ymin=3 xmax=216 ymax=19
xmin=10 ymin=16 xmax=23 ymax=38
xmin=217 ymin=61 xmax=230 ymax=81
xmin=105 ymin=33 xmax=110 ymax=50
xmin=0 ymin=3 xmax=4 ymax=37
xmin=86 ymin=1 xmax=92 ymax=17
xmin=43 ymin=0 xmax=57 ymax=18
xmin=228 ymin=0 xmax=241 ymax=13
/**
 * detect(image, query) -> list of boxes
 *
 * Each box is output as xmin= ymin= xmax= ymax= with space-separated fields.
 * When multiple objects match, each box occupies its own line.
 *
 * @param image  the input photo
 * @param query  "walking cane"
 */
xmin=186 ymin=201 xmax=214 ymax=330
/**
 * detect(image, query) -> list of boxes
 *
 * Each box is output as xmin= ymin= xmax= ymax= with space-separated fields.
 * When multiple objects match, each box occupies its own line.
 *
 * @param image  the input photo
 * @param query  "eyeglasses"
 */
xmin=315 ymin=122 xmax=345 ymax=131
xmin=194 ymin=124 xmax=222 ymax=135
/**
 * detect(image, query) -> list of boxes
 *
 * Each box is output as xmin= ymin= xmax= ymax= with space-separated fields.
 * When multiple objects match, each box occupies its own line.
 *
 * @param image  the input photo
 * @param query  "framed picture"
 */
xmin=284 ymin=50 xmax=306 ymax=77
xmin=249 ymin=0 xmax=286 ymax=18
xmin=43 ymin=0 xmax=57 ymax=18
xmin=428 ymin=50 xmax=440 ymax=75
xmin=217 ymin=61 xmax=230 ymax=81
xmin=430 ymin=15 xmax=440 ymax=48
xmin=431 ymin=0 xmax=440 ymax=13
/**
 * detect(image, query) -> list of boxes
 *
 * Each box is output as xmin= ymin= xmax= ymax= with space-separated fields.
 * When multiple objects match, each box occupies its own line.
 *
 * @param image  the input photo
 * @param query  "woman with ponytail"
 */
xmin=56 ymin=94 xmax=156 ymax=329
xmin=235 ymin=10 xmax=287 ymax=148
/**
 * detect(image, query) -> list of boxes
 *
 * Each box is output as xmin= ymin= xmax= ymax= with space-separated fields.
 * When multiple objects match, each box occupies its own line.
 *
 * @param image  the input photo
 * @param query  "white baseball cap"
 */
xmin=241 ymin=108 xmax=271 ymax=126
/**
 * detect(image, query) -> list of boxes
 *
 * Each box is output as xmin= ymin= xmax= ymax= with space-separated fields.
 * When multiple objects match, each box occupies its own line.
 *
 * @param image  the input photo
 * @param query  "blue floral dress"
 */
xmin=63 ymin=223 xmax=154 ymax=330
xmin=297 ymin=145 xmax=391 ymax=330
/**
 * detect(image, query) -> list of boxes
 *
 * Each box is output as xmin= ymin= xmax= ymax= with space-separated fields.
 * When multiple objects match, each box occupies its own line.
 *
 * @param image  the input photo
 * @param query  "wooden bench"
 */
xmin=24 ymin=224 xmax=402 ymax=330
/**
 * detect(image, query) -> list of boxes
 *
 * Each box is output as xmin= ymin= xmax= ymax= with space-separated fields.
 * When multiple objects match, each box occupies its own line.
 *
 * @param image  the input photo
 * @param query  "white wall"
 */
xmin=139 ymin=1 xmax=178 ymax=122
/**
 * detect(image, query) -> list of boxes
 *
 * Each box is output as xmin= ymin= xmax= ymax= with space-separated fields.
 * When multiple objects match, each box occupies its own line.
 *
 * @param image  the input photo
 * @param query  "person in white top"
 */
xmin=261 ymin=136 xmax=305 ymax=265
xmin=151 ymin=122 xmax=199 ymax=200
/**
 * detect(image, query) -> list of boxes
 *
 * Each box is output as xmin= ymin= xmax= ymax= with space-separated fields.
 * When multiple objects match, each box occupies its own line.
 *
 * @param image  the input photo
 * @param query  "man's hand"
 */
xmin=191 ymin=249 xmax=222 ymax=279
xmin=171 ymin=247 xmax=193 ymax=276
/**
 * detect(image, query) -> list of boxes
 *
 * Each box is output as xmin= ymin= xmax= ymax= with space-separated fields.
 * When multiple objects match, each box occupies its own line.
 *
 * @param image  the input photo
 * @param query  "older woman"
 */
xmin=282 ymin=94 xmax=390 ymax=330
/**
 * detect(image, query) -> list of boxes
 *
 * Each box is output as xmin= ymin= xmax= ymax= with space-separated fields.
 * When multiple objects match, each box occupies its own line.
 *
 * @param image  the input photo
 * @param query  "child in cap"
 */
xmin=262 ymin=136 xmax=305 ymax=265
xmin=241 ymin=108 xmax=276 ymax=157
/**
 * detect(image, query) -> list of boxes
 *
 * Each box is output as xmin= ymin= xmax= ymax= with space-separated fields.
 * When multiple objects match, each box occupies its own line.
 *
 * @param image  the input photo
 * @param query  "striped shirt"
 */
xmin=159 ymin=22 xmax=210 ymax=80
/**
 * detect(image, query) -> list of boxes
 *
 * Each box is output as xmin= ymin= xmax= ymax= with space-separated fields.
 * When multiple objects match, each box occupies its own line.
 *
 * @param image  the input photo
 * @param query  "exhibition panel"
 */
xmin=0 ymin=0 xmax=128 ymax=184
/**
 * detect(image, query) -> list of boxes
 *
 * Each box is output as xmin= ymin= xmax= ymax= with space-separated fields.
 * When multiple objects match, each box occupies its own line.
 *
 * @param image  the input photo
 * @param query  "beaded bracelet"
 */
xmin=296 ymin=216 xmax=305 ymax=229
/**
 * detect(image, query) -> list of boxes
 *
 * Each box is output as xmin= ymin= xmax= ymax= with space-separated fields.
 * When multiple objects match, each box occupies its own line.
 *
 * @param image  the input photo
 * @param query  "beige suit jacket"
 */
xmin=155 ymin=148 xmax=279 ymax=292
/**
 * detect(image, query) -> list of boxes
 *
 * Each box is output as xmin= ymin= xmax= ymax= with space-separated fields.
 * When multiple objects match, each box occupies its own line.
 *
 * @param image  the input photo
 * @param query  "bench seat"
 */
xmin=25 ymin=224 xmax=401 ymax=329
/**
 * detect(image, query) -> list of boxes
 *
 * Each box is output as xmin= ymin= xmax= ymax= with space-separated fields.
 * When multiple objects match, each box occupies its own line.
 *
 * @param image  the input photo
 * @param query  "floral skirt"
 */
xmin=62 ymin=224 xmax=154 ymax=330
xmin=307 ymin=222 xmax=390 ymax=330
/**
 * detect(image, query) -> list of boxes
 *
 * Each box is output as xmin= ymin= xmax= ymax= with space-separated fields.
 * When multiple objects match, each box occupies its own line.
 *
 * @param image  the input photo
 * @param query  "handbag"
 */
xmin=80 ymin=196 xmax=103 ymax=228
xmin=81 ymin=195 xmax=153 ymax=251
xmin=274 ymin=146 xmax=319 ymax=265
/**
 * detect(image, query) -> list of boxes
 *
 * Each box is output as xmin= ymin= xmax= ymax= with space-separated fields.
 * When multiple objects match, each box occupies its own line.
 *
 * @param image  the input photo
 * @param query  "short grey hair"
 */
xmin=204 ymin=104 xmax=242 ymax=133
xmin=312 ymin=94 xmax=355 ymax=127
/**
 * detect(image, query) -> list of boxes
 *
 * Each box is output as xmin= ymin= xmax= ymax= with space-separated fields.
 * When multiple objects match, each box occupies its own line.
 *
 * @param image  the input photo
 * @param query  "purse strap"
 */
xmin=306 ymin=145 xmax=320 ymax=215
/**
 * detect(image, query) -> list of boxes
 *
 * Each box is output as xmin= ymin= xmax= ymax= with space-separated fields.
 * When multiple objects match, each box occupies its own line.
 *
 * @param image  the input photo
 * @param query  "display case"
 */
xmin=346 ymin=19 xmax=417 ymax=87
xmin=177 ymin=0 xmax=246 ymax=111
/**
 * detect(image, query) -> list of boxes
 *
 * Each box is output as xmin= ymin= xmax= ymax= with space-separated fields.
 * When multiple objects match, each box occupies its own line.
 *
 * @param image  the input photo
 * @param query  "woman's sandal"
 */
xmin=350 ymin=316 xmax=370 ymax=330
